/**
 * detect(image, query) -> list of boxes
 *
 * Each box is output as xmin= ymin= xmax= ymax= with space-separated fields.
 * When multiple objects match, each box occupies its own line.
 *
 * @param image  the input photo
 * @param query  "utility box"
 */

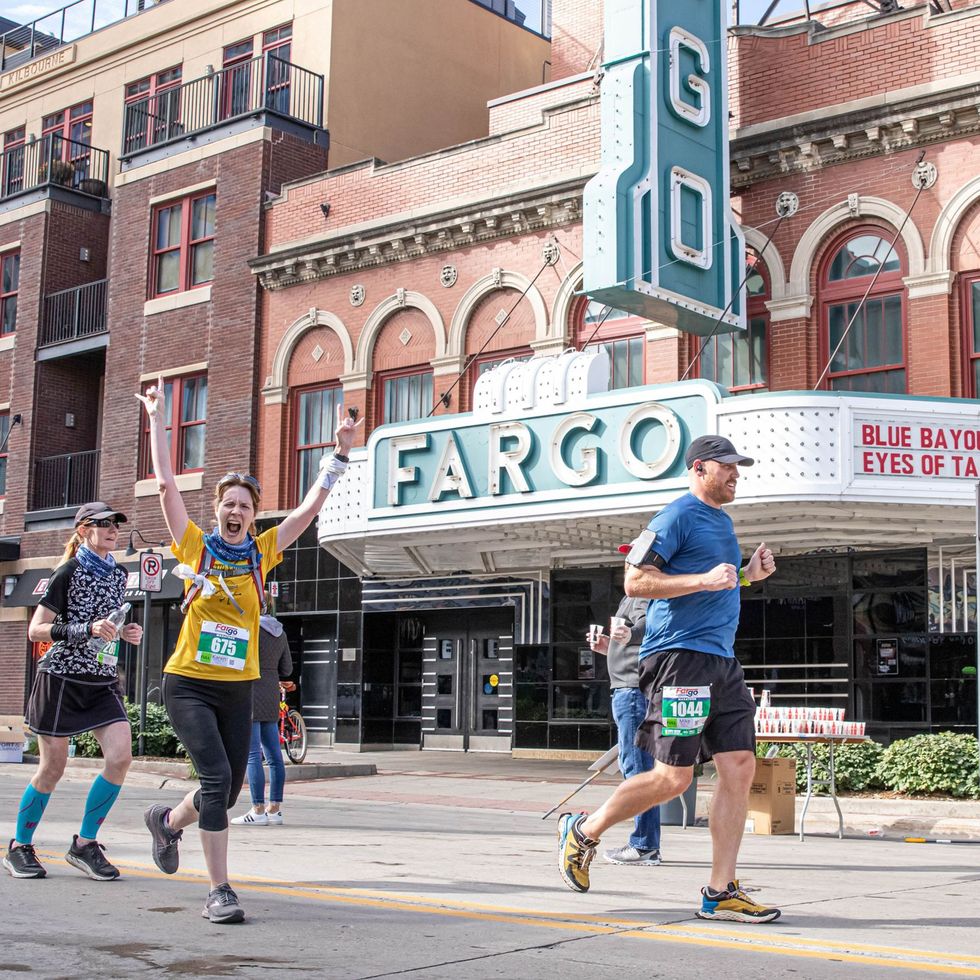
xmin=0 ymin=716 xmax=25 ymax=763
xmin=746 ymin=757 xmax=796 ymax=834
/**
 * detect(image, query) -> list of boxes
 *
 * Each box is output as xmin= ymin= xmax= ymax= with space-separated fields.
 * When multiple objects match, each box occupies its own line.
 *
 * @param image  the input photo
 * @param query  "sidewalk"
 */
xmin=297 ymin=746 xmax=980 ymax=840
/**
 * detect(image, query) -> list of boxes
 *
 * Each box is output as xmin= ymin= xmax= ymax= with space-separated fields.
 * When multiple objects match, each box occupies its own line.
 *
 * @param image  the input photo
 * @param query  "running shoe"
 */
xmin=3 ymin=839 xmax=46 ymax=879
xmin=557 ymin=812 xmax=599 ymax=893
xmin=65 ymin=835 xmax=120 ymax=881
xmin=202 ymin=883 xmax=246 ymax=924
xmin=602 ymin=844 xmax=661 ymax=866
xmin=266 ymin=810 xmax=283 ymax=826
xmin=144 ymin=804 xmax=182 ymax=874
xmin=230 ymin=809 xmax=268 ymax=826
xmin=696 ymin=880 xmax=781 ymax=923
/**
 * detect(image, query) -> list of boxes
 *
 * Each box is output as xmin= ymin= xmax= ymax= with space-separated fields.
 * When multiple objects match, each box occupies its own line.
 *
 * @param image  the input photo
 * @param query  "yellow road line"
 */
xmin=39 ymin=853 xmax=980 ymax=975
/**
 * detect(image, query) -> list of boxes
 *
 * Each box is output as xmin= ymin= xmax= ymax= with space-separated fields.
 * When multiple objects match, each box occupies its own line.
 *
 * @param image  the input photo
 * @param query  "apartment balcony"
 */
xmin=0 ymin=0 xmax=170 ymax=73
xmin=120 ymin=54 xmax=325 ymax=166
xmin=0 ymin=134 xmax=110 ymax=208
xmin=38 ymin=279 xmax=108 ymax=359
xmin=30 ymin=449 xmax=100 ymax=513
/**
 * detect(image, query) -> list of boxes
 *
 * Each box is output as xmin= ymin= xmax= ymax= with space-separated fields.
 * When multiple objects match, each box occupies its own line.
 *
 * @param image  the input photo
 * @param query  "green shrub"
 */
xmin=877 ymin=733 xmax=980 ymax=799
xmin=73 ymin=699 xmax=185 ymax=759
xmin=756 ymin=740 xmax=886 ymax=793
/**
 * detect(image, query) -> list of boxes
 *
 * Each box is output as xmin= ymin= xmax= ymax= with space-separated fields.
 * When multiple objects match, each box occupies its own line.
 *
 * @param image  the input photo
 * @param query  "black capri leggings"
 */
xmin=163 ymin=673 xmax=253 ymax=832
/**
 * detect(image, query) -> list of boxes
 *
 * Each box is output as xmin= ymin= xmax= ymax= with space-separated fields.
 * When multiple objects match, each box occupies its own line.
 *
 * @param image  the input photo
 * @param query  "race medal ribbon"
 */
xmin=96 ymin=640 xmax=119 ymax=668
xmin=661 ymin=685 xmax=711 ymax=737
xmin=195 ymin=621 xmax=249 ymax=671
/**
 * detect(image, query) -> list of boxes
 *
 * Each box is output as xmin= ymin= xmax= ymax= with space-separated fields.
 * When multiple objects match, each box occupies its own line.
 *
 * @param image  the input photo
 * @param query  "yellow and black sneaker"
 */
xmin=696 ymin=880 xmax=781 ymax=923
xmin=557 ymin=812 xmax=600 ymax=893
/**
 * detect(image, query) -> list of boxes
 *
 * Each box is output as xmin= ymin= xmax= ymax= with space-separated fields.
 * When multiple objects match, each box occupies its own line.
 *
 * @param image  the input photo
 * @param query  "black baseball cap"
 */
xmin=74 ymin=501 xmax=128 ymax=526
xmin=684 ymin=435 xmax=754 ymax=469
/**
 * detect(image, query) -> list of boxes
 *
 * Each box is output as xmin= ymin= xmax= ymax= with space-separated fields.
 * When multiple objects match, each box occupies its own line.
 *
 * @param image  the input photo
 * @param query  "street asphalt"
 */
xmin=0 ymin=750 xmax=978 ymax=979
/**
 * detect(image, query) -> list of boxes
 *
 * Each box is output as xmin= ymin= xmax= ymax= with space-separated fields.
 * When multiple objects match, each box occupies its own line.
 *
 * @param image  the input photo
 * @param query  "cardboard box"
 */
xmin=747 ymin=757 xmax=796 ymax=835
xmin=0 ymin=715 xmax=25 ymax=764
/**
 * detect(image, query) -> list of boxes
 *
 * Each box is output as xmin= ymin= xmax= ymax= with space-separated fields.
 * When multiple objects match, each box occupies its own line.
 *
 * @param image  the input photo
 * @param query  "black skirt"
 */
xmin=26 ymin=671 xmax=128 ymax=738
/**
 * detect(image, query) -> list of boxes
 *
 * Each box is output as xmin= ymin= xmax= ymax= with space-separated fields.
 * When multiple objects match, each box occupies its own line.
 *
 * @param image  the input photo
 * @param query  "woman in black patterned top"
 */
xmin=2 ymin=502 xmax=143 ymax=883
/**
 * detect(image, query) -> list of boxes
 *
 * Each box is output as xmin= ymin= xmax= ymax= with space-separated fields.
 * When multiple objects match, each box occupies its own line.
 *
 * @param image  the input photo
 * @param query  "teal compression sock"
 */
xmin=15 ymin=784 xmax=51 ymax=844
xmin=79 ymin=775 xmax=122 ymax=840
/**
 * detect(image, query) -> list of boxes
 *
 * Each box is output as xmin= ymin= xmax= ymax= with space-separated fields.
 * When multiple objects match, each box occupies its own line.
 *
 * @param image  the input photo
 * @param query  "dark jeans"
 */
xmin=163 ymin=674 xmax=253 ymax=831
xmin=612 ymin=686 xmax=661 ymax=851
xmin=247 ymin=720 xmax=285 ymax=806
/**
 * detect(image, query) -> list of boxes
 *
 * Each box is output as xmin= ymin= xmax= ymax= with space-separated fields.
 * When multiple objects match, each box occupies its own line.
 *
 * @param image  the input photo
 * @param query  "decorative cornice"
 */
xmin=731 ymin=81 xmax=980 ymax=188
xmin=767 ymin=294 xmax=812 ymax=322
xmin=904 ymin=270 xmax=955 ymax=299
xmin=252 ymin=181 xmax=586 ymax=291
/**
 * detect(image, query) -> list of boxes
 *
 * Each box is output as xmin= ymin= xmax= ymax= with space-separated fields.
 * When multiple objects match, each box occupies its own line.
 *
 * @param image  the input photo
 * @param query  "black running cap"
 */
xmin=74 ymin=501 xmax=128 ymax=526
xmin=684 ymin=435 xmax=754 ymax=469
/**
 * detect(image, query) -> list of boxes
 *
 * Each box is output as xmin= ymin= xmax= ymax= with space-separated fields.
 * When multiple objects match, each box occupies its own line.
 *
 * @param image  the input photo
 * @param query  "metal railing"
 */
xmin=0 ymin=0 xmax=170 ymax=72
xmin=0 ymin=134 xmax=109 ymax=200
xmin=32 ymin=449 xmax=100 ymax=510
xmin=40 ymin=279 xmax=108 ymax=347
xmin=122 ymin=54 xmax=324 ymax=157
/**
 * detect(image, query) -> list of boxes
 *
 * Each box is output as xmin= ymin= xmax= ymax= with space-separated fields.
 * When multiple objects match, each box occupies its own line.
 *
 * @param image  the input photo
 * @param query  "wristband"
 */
xmin=318 ymin=453 xmax=348 ymax=492
xmin=333 ymin=452 xmax=350 ymax=463
xmin=65 ymin=622 xmax=91 ymax=643
xmin=49 ymin=623 xmax=70 ymax=641
xmin=738 ymin=568 xmax=752 ymax=588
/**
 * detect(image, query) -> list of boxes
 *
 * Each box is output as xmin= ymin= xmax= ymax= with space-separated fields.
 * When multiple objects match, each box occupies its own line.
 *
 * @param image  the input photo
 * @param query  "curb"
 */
xmin=21 ymin=755 xmax=377 ymax=782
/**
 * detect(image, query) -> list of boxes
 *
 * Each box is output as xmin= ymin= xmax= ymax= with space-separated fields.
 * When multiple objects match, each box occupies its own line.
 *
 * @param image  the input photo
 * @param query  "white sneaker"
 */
xmin=266 ymin=811 xmax=283 ymax=826
xmin=230 ymin=810 xmax=268 ymax=826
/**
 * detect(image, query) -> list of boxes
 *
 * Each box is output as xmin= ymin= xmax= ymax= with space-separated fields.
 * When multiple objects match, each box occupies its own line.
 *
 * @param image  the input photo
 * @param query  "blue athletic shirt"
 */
xmin=638 ymin=492 xmax=742 ymax=660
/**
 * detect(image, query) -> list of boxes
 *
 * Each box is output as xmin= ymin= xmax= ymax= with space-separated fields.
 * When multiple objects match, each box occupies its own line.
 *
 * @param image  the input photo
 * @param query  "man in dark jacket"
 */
xmin=231 ymin=609 xmax=293 ymax=826
xmin=589 ymin=595 xmax=661 ymax=865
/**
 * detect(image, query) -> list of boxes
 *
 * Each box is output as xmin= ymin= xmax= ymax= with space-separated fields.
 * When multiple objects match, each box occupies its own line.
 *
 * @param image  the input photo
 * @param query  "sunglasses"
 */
xmin=84 ymin=518 xmax=122 ymax=528
xmin=218 ymin=472 xmax=262 ymax=495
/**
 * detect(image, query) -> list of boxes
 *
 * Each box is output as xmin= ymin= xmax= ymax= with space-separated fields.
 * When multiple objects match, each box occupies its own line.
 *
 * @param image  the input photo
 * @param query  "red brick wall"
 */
xmin=551 ymin=0 xmax=604 ymax=80
xmin=0 ymin=621 xmax=30 ymax=714
xmin=732 ymin=7 xmax=980 ymax=129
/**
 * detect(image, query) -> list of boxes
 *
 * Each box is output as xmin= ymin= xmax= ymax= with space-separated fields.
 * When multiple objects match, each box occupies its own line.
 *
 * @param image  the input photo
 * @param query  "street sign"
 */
xmin=139 ymin=551 xmax=163 ymax=593
xmin=583 ymin=0 xmax=745 ymax=336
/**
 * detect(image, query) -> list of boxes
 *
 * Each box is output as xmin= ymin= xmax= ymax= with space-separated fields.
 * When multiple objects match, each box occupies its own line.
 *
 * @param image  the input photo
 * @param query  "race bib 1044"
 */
xmin=661 ymin=685 xmax=711 ymax=737
xmin=195 ymin=621 xmax=249 ymax=671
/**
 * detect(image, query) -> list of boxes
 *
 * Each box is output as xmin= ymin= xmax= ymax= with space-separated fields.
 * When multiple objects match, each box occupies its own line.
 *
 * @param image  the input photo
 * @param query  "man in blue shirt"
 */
xmin=557 ymin=435 xmax=781 ymax=923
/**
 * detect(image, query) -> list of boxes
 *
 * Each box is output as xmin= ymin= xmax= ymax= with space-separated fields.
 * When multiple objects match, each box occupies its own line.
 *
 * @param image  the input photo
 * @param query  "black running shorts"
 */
xmin=635 ymin=649 xmax=756 ymax=767
xmin=26 ymin=670 xmax=128 ymax=737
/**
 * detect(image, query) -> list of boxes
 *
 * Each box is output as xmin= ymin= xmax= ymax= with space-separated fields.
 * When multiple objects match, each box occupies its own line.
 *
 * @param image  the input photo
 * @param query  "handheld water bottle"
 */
xmin=87 ymin=602 xmax=131 ymax=660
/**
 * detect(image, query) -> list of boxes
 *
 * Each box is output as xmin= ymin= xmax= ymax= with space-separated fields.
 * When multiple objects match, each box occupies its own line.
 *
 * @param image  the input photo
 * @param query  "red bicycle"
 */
xmin=278 ymin=683 xmax=308 ymax=764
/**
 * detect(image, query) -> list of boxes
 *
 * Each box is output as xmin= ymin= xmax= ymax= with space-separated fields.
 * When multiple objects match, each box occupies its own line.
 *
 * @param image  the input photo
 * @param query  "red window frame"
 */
xmin=41 ymin=101 xmax=92 ymax=174
xmin=139 ymin=373 xmax=208 ymax=478
xmin=263 ymin=23 xmax=292 ymax=113
xmin=2 ymin=127 xmax=25 ymax=197
xmin=0 ymin=249 xmax=20 ymax=336
xmin=150 ymin=190 xmax=216 ymax=297
xmin=124 ymin=66 xmax=182 ymax=153
xmin=961 ymin=274 xmax=980 ymax=398
xmin=697 ymin=254 xmax=770 ymax=393
xmin=378 ymin=367 xmax=435 ymax=425
xmin=0 ymin=411 xmax=9 ymax=497
xmin=819 ymin=226 xmax=907 ymax=394
xmin=293 ymin=383 xmax=342 ymax=504
xmin=222 ymin=37 xmax=255 ymax=119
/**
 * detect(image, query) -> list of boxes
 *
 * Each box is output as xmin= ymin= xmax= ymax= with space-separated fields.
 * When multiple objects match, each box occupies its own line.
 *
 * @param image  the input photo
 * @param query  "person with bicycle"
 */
xmin=136 ymin=379 xmax=360 ymax=925
xmin=232 ymin=596 xmax=294 ymax=827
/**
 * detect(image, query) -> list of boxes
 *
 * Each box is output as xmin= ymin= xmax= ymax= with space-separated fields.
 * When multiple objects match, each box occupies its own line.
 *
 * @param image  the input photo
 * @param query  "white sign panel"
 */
xmin=854 ymin=417 xmax=980 ymax=480
xmin=139 ymin=552 xmax=163 ymax=593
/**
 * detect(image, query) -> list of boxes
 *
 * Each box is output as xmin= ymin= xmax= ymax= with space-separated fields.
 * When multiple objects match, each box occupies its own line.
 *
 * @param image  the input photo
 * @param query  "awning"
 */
xmin=3 ymin=557 xmax=183 ymax=608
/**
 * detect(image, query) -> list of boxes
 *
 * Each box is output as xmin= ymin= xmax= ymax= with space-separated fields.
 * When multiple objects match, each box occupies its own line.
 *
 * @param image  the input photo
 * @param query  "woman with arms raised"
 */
xmin=136 ymin=378 xmax=358 ymax=924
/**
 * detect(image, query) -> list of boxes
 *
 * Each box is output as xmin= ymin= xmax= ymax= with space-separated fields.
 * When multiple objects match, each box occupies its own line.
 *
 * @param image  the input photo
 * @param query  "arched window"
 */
xmin=293 ymin=383 xmax=343 ymax=504
xmin=962 ymin=275 xmax=980 ymax=398
xmin=580 ymin=300 xmax=645 ymax=390
xmin=820 ymin=230 xmax=906 ymax=393
xmin=699 ymin=253 xmax=768 ymax=392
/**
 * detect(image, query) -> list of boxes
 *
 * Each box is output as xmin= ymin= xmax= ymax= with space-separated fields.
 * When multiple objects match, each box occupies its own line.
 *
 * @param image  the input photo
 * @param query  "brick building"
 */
xmin=0 ymin=0 xmax=552 ymax=713
xmin=250 ymin=1 xmax=980 ymax=752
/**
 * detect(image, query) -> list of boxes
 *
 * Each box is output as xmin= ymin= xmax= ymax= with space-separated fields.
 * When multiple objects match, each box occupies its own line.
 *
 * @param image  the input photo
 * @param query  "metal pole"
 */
xmin=975 ymin=483 xmax=980 ymax=786
xmin=137 ymin=549 xmax=154 ymax=756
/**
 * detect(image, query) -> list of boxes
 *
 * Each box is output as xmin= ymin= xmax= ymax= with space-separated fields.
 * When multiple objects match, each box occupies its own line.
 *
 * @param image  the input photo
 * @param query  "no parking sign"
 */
xmin=139 ymin=552 xmax=163 ymax=593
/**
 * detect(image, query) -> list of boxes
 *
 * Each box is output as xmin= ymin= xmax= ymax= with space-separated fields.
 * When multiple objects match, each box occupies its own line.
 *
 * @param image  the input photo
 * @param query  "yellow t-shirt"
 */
xmin=164 ymin=521 xmax=282 ymax=682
